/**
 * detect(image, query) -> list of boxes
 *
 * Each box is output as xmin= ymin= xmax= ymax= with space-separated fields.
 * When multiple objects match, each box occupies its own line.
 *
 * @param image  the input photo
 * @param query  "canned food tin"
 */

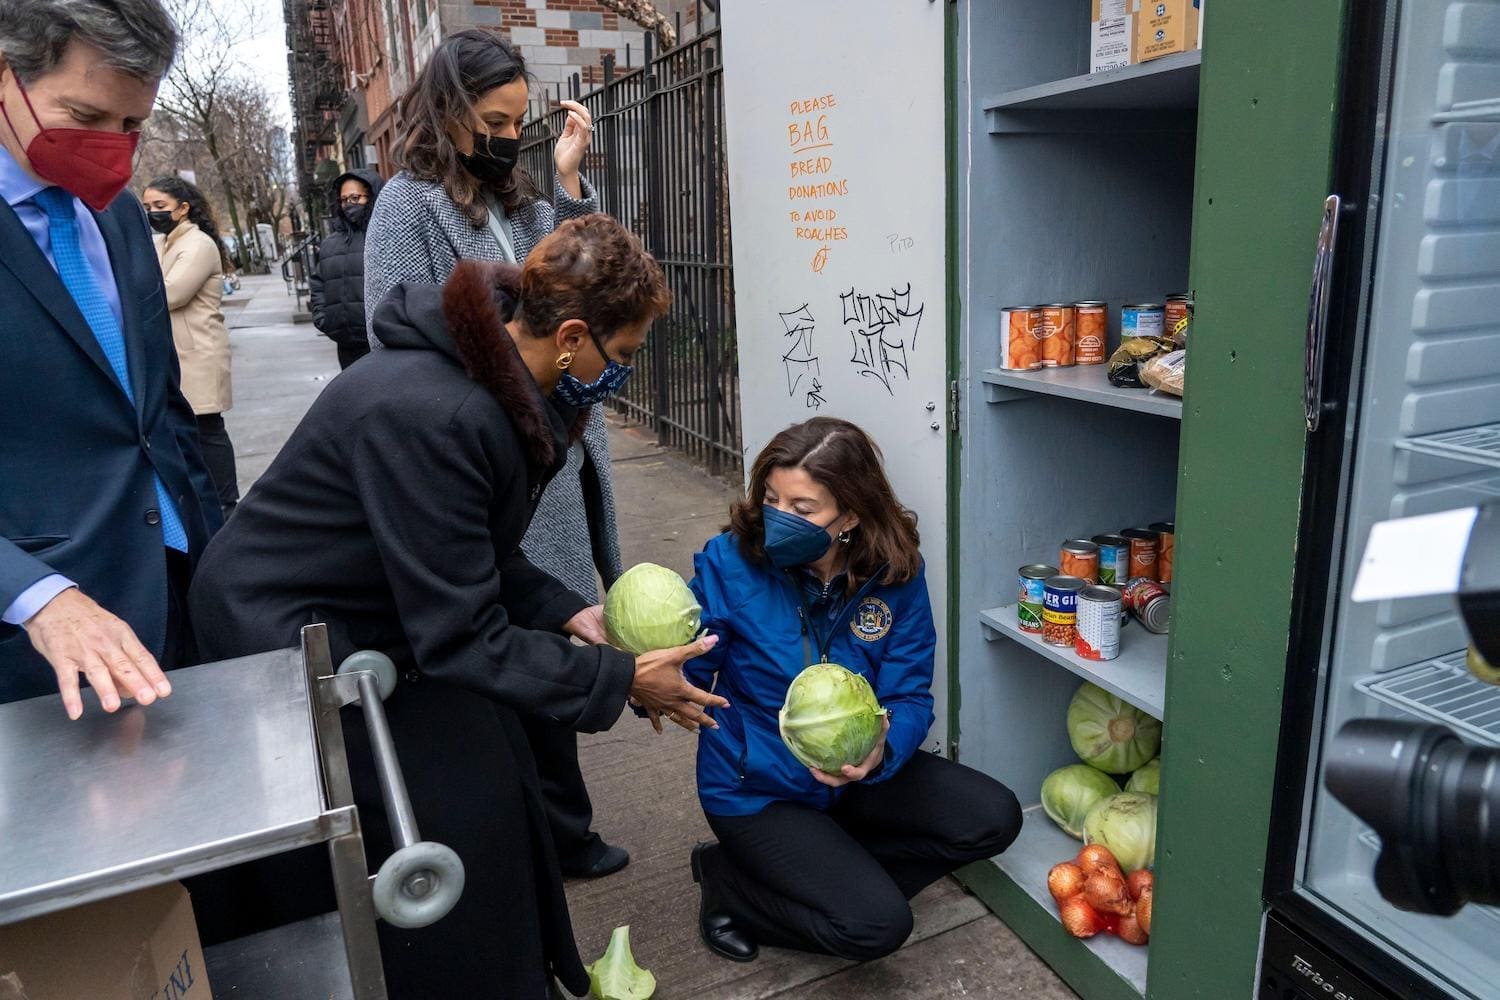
xmin=1037 ymin=304 xmax=1076 ymax=367
xmin=1074 ymin=301 xmax=1107 ymax=365
xmin=1122 ymin=577 xmax=1172 ymax=634
xmin=1165 ymin=295 xmax=1192 ymax=344
xmin=1149 ymin=521 xmax=1175 ymax=587
xmin=1018 ymin=564 xmax=1057 ymax=634
xmin=1121 ymin=303 xmax=1165 ymax=342
xmin=1059 ymin=539 xmax=1100 ymax=583
xmin=1000 ymin=306 xmax=1042 ymax=371
xmin=1043 ymin=575 xmax=1087 ymax=647
xmin=1091 ymin=534 xmax=1131 ymax=586
xmin=1123 ymin=527 xmax=1161 ymax=582
xmin=1076 ymin=585 xmax=1123 ymax=661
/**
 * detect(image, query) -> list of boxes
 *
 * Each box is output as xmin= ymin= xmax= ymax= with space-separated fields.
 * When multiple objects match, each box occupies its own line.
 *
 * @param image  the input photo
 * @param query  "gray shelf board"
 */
xmin=982 ymin=52 xmax=1202 ymax=115
xmin=992 ymin=805 xmax=1149 ymax=996
xmin=206 ymin=912 xmax=354 ymax=999
xmin=981 ymin=367 xmax=1183 ymax=419
xmin=980 ymin=606 xmax=1167 ymax=718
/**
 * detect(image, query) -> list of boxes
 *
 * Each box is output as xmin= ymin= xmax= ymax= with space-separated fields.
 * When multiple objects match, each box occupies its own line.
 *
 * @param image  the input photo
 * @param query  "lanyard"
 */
xmin=785 ymin=566 xmax=887 ymax=667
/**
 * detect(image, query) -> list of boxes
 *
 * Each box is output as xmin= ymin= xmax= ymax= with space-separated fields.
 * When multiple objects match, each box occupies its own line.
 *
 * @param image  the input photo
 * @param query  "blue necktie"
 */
xmin=34 ymin=187 xmax=189 ymax=553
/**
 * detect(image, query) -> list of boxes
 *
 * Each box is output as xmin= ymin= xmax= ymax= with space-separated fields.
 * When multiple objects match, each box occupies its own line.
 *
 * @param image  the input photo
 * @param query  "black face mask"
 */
xmin=342 ymin=203 xmax=370 ymax=229
xmin=458 ymin=132 xmax=519 ymax=188
xmin=147 ymin=210 xmax=178 ymax=235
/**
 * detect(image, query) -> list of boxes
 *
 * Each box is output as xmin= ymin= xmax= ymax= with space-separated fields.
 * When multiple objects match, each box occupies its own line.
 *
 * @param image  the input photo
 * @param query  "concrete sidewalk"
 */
xmin=222 ymin=272 xmax=1079 ymax=999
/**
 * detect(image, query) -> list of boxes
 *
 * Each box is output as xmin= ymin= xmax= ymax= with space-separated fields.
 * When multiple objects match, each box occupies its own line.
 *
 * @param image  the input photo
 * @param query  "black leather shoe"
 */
xmin=560 ymin=843 xmax=630 ymax=879
xmin=691 ymin=843 xmax=759 ymax=963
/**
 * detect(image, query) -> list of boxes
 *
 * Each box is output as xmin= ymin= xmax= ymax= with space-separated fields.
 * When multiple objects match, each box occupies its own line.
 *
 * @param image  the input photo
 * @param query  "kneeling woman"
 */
xmin=684 ymin=417 xmax=1023 ymax=963
xmin=189 ymin=215 xmax=724 ymax=996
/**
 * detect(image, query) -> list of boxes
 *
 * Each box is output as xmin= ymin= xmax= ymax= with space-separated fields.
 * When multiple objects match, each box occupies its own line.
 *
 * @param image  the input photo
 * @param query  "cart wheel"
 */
xmin=373 ymin=841 xmax=466 ymax=929
xmin=338 ymin=650 xmax=398 ymax=701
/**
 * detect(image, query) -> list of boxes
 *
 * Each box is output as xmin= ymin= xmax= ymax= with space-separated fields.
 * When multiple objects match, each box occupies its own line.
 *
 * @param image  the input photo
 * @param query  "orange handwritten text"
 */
xmin=789 ymin=94 xmax=838 ymax=114
xmin=784 ymin=94 xmax=846 ymax=272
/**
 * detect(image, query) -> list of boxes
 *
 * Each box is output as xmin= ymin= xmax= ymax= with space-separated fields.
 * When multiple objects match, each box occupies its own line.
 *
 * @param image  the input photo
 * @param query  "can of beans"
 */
xmin=1091 ymin=534 xmax=1131 ymax=586
xmin=1018 ymin=564 xmax=1057 ymax=634
xmin=1000 ymin=306 xmax=1042 ymax=371
xmin=1123 ymin=527 xmax=1161 ymax=582
xmin=1043 ymin=575 xmax=1086 ymax=647
xmin=1074 ymin=301 xmax=1107 ymax=365
xmin=1149 ymin=521 xmax=1175 ymax=588
xmin=1165 ymin=295 xmax=1192 ymax=344
xmin=1075 ymin=585 xmax=1123 ymax=661
xmin=1037 ymin=304 xmax=1077 ymax=367
xmin=1059 ymin=539 xmax=1100 ymax=583
xmin=1122 ymin=578 xmax=1171 ymax=634
xmin=1122 ymin=303 xmax=1165 ymax=343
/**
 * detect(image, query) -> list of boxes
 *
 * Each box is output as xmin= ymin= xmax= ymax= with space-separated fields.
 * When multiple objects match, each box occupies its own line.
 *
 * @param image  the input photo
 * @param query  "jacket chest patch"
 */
xmin=851 ymin=597 xmax=893 ymax=642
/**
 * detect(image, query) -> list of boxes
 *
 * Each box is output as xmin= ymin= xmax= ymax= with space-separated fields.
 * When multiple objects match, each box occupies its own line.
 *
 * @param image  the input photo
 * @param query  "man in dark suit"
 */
xmin=0 ymin=0 xmax=221 ymax=717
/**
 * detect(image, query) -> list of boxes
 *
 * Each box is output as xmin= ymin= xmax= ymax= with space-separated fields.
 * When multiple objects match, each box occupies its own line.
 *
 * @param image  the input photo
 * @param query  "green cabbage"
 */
xmin=1125 ymin=757 xmax=1161 ymax=796
xmin=603 ymin=563 xmax=702 ymax=655
xmin=1041 ymin=764 xmax=1121 ymax=840
xmin=1066 ymin=683 xmax=1162 ymax=774
xmin=1083 ymin=792 xmax=1158 ymax=873
xmin=585 ymin=925 xmax=656 ymax=1000
xmin=778 ymin=663 xmax=887 ymax=773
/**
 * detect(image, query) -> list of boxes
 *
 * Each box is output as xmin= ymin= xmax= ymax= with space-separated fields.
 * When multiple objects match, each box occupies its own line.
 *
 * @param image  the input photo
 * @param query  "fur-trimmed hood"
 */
xmin=369 ymin=260 xmax=587 ymax=469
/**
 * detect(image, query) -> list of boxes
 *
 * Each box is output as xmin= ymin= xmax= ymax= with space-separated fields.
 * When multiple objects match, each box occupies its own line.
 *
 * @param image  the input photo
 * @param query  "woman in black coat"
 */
xmin=188 ymin=215 xmax=724 ymax=997
xmin=310 ymin=167 xmax=384 ymax=369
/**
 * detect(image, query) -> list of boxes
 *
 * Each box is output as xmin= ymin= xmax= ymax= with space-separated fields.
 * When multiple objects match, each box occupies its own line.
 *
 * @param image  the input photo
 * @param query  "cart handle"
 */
xmin=329 ymin=653 xmax=466 ymax=929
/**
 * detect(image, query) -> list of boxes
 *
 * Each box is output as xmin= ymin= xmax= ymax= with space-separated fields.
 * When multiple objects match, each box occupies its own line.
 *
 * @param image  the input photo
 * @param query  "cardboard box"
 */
xmin=1137 ymin=0 xmax=1201 ymax=63
xmin=1090 ymin=0 xmax=1137 ymax=73
xmin=0 ymin=883 xmax=212 ymax=1000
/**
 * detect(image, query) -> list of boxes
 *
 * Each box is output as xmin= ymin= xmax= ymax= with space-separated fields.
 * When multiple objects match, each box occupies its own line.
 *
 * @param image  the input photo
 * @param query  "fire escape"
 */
xmin=285 ymin=0 xmax=347 ymax=217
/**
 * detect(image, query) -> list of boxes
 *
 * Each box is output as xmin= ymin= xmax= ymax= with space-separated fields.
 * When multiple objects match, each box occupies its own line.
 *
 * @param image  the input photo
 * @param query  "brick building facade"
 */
xmin=289 ymin=0 xmax=705 ymax=189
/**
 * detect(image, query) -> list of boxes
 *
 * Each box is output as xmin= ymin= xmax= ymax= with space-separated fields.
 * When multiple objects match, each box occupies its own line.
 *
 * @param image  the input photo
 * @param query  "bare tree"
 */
xmin=154 ymin=0 xmax=260 ymax=268
xmin=597 ymin=0 xmax=678 ymax=51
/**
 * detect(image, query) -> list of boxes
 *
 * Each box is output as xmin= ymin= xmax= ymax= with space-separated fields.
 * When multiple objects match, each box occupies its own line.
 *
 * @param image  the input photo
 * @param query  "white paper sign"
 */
xmin=1350 ymin=506 xmax=1479 ymax=603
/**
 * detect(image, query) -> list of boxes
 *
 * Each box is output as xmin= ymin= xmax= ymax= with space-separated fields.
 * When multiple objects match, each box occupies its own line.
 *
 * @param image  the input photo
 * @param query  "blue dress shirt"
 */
xmin=0 ymin=145 xmax=124 ymax=624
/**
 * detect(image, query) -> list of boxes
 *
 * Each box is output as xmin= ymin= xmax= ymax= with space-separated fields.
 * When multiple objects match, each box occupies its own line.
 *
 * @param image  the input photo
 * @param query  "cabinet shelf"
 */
xmin=1395 ymin=423 xmax=1500 ymax=472
xmin=984 ymin=52 xmax=1201 ymax=134
xmin=1355 ymin=651 xmax=1500 ymax=748
xmin=981 ymin=367 xmax=1183 ymax=419
xmin=990 ymin=805 xmax=1149 ymax=995
xmin=980 ymin=606 xmax=1167 ymax=718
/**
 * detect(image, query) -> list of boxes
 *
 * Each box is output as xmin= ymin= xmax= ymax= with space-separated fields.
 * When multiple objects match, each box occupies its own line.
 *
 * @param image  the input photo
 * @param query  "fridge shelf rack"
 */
xmin=979 ymin=606 xmax=1167 ymax=717
xmin=1354 ymin=650 xmax=1500 ymax=748
xmin=1395 ymin=423 xmax=1500 ymax=472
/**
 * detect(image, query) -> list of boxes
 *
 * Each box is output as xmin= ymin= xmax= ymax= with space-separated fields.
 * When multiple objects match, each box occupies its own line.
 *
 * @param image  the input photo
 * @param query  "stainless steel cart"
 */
xmin=0 ymin=624 xmax=463 ymax=999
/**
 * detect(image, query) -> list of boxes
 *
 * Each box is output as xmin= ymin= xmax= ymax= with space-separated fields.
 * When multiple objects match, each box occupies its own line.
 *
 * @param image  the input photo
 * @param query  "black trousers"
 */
xmin=195 ymin=412 xmax=240 ymax=516
xmin=521 ymin=713 xmax=604 ymax=869
xmin=336 ymin=341 xmax=371 ymax=370
xmin=705 ymin=751 xmax=1022 ymax=961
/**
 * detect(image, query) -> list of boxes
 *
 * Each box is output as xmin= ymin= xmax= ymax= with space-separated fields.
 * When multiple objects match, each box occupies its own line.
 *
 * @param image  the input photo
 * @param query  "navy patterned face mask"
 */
xmin=552 ymin=330 xmax=634 ymax=407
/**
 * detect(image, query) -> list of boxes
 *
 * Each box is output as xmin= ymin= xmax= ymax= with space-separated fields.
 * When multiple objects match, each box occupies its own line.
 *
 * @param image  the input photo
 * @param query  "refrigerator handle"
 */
xmin=1305 ymin=194 xmax=1342 ymax=432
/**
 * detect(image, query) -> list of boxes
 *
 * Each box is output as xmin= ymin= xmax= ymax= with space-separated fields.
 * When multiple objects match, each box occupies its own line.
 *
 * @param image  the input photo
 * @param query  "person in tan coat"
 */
xmin=142 ymin=176 xmax=238 ymax=516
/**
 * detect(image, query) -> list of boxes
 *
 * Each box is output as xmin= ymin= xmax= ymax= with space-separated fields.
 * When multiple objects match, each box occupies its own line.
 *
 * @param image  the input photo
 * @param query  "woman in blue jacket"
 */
xmin=682 ymin=417 xmax=1022 ymax=963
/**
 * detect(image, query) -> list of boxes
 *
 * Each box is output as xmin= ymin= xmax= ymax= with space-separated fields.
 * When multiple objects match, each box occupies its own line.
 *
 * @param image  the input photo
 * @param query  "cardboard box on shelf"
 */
xmin=1137 ymin=0 xmax=1201 ymax=62
xmin=0 ymin=883 xmax=212 ymax=1000
xmin=1091 ymin=0 xmax=1137 ymax=73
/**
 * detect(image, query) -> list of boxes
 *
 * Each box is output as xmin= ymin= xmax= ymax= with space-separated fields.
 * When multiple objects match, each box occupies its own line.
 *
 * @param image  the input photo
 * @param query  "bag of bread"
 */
xmin=1141 ymin=349 xmax=1186 ymax=397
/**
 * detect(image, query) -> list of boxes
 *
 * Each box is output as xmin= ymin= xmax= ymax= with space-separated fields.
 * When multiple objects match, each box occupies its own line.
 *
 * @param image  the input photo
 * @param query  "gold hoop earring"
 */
xmin=556 ymin=352 xmax=574 ymax=370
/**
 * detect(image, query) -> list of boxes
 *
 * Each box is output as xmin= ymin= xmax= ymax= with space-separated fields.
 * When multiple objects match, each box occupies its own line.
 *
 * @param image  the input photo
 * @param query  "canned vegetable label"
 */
xmin=1074 ymin=301 xmax=1107 ymax=365
xmin=1036 ymin=304 xmax=1076 ymax=367
xmin=1123 ymin=577 xmax=1172 ymax=634
xmin=1092 ymin=534 xmax=1131 ymax=586
xmin=1001 ymin=307 xmax=1043 ymax=371
xmin=1017 ymin=564 xmax=1056 ymax=634
xmin=1076 ymin=585 xmax=1122 ymax=661
xmin=1059 ymin=540 xmax=1099 ymax=584
xmin=1043 ymin=575 xmax=1086 ymax=647
xmin=1149 ymin=521 xmax=1175 ymax=586
xmin=1122 ymin=303 xmax=1165 ymax=341
xmin=1123 ymin=528 xmax=1161 ymax=582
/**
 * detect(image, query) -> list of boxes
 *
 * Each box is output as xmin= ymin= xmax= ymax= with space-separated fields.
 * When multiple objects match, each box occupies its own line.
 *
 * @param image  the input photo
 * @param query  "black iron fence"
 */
xmin=521 ymin=26 xmax=740 ymax=473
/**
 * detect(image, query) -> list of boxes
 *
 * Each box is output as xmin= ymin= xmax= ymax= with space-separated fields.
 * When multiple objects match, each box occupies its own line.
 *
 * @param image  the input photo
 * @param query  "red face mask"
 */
xmin=1 ymin=75 xmax=139 ymax=211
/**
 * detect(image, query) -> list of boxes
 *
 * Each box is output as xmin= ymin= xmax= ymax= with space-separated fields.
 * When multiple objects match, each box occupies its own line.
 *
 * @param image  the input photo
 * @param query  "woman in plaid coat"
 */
xmin=363 ymin=29 xmax=633 ymax=880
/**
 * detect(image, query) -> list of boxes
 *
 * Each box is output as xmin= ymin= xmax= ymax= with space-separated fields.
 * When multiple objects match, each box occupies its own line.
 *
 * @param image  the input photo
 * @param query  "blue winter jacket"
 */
xmin=688 ymin=532 xmax=937 ymax=817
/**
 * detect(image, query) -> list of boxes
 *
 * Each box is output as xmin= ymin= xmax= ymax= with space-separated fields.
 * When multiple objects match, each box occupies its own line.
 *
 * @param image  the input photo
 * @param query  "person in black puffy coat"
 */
xmin=310 ymin=167 xmax=383 ymax=368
